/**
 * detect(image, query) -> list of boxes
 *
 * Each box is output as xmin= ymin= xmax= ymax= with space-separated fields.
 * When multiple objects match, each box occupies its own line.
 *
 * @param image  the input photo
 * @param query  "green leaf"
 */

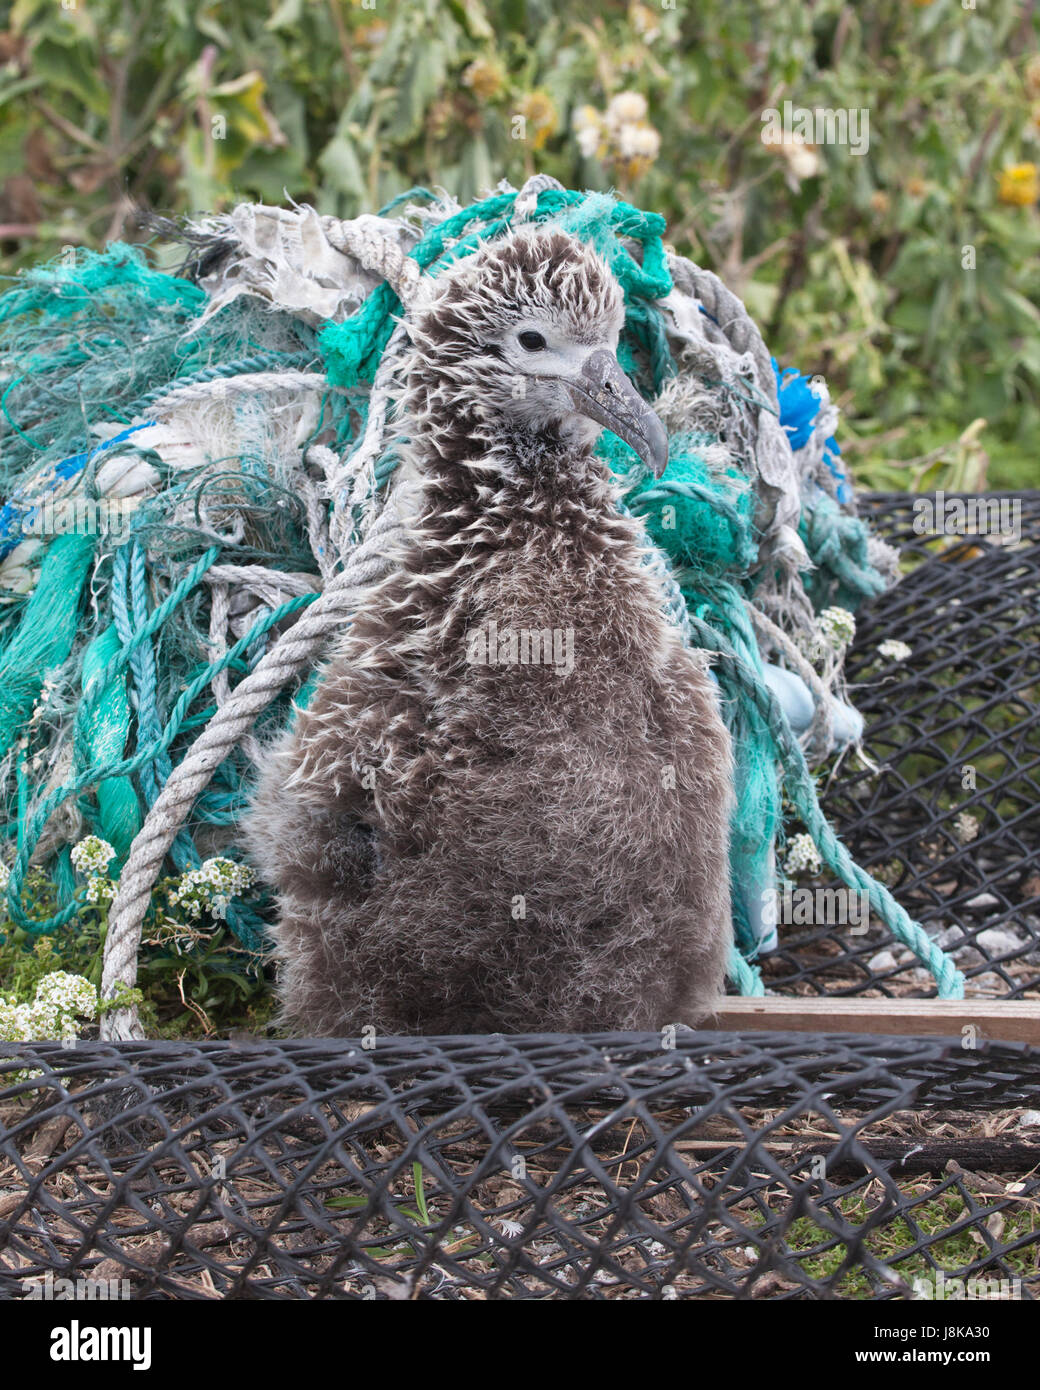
xmin=447 ymin=0 xmax=494 ymax=41
xmin=266 ymin=0 xmax=303 ymax=32
xmin=318 ymin=125 xmax=367 ymax=203
xmin=29 ymin=36 xmax=108 ymax=116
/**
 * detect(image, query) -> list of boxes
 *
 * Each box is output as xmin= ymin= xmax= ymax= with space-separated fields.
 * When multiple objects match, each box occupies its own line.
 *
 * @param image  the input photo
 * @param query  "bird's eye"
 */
xmin=518 ymin=330 xmax=547 ymax=351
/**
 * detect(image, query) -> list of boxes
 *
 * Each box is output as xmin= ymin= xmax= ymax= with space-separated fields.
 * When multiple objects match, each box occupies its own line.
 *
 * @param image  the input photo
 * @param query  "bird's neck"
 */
xmin=388 ymin=391 xmax=678 ymax=686
xmin=405 ymin=393 xmax=623 ymax=529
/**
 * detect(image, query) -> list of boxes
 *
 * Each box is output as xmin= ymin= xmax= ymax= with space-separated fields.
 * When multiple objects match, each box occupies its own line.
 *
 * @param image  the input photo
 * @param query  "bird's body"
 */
xmin=244 ymin=226 xmax=734 ymax=1035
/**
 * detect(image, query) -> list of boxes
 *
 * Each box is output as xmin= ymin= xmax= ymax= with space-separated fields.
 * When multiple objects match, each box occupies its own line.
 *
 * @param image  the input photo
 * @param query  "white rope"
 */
xmin=100 ymin=513 xmax=405 ymax=1039
xmin=514 ymin=173 xmax=564 ymax=220
xmin=203 ymin=567 xmax=323 ymax=768
xmin=327 ymin=320 xmax=410 ymax=556
xmin=207 ymin=577 xmax=232 ymax=711
xmin=321 ymin=218 xmax=422 ymax=307
xmin=143 ymin=370 xmax=331 ymax=414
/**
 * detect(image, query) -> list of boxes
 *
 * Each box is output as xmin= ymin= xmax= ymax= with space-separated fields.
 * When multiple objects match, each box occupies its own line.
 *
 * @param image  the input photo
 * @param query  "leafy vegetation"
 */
xmin=779 ymin=1187 xmax=1038 ymax=1299
xmin=1 ymin=0 xmax=1036 ymax=489
xmin=0 ymin=856 xmax=271 ymax=1037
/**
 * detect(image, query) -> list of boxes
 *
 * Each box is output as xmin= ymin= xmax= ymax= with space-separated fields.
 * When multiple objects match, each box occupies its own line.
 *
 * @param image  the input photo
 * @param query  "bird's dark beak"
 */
xmin=565 ymin=349 xmax=669 ymax=477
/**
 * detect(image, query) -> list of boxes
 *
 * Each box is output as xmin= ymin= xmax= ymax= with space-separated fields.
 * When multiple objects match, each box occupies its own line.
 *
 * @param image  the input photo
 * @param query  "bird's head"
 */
xmin=404 ymin=226 xmax=668 ymax=478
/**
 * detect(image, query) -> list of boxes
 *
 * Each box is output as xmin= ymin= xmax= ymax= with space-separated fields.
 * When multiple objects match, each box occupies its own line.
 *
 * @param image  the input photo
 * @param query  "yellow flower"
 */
xmin=997 ymin=163 xmax=1039 ymax=206
xmin=869 ymin=190 xmax=890 ymax=215
xmin=463 ymin=58 xmax=505 ymax=102
xmin=518 ymin=90 xmax=558 ymax=150
xmin=905 ymin=175 xmax=927 ymax=197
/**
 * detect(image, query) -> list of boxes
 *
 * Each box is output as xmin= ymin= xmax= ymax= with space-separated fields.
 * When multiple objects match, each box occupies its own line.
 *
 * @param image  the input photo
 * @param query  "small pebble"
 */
xmin=868 ymin=950 xmax=897 ymax=972
xmin=966 ymin=893 xmax=1000 ymax=910
xmin=977 ymin=928 xmax=1025 ymax=956
xmin=935 ymin=926 xmax=967 ymax=950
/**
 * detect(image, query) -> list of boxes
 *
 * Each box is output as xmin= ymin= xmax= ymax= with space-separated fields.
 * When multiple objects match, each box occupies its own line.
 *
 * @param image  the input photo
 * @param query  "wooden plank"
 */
xmin=713 ymin=996 xmax=1040 ymax=1045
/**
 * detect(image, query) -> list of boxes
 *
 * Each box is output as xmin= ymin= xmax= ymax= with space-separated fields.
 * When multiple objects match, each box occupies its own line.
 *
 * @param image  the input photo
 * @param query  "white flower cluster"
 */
xmin=169 ymin=857 xmax=256 ymax=921
xmin=784 ymin=833 xmax=822 ymax=877
xmin=953 ymin=811 xmax=980 ymax=845
xmin=818 ymin=606 xmax=856 ymax=649
xmin=877 ymin=638 xmax=913 ymax=663
xmin=86 ymin=876 xmax=115 ymax=906
xmin=0 ymin=860 xmax=9 ymax=892
xmin=0 ymin=970 xmax=98 ymax=1045
xmin=70 ymin=836 xmax=116 ymax=876
xmin=573 ymin=92 xmax=661 ymax=170
xmin=799 ymin=605 xmax=856 ymax=662
xmin=70 ymin=836 xmax=118 ymax=912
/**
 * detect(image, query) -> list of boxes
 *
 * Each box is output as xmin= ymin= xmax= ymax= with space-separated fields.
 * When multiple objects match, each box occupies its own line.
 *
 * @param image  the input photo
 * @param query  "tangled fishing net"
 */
xmin=0 ymin=175 xmax=963 ymax=1034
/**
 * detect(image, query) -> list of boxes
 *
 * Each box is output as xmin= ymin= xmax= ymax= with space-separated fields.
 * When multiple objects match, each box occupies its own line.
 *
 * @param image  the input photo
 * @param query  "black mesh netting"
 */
xmin=0 ymin=492 xmax=1037 ymax=1302
xmin=777 ymin=490 xmax=1040 ymax=999
xmin=1 ymin=1033 xmax=1038 ymax=1301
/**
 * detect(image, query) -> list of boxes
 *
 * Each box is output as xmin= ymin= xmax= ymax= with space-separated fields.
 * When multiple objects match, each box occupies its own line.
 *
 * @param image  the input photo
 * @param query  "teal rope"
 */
xmin=112 ymin=541 xmax=196 ymax=870
xmin=75 ymin=548 xmax=221 ymax=754
xmin=1 ymin=377 xmax=46 ymax=448
xmin=5 ymin=591 xmax=316 ymax=934
xmin=685 ymin=613 xmax=965 ymax=1000
xmin=727 ymin=945 xmax=765 ymax=997
xmin=628 ymin=479 xmax=757 ymax=575
xmin=123 ymin=351 xmax=315 ymax=419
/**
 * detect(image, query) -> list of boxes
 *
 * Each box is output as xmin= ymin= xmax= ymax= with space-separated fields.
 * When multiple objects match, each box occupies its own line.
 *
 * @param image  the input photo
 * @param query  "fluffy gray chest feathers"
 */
xmin=243 ymin=226 xmax=734 ymax=1036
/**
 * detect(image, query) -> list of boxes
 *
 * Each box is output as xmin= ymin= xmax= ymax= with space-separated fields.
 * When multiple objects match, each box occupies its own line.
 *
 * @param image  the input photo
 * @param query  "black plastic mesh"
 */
xmin=1 ymin=1034 xmax=1037 ymax=1301
xmin=771 ymin=491 xmax=1040 ymax=999
xmin=1 ymin=493 xmax=1037 ymax=1302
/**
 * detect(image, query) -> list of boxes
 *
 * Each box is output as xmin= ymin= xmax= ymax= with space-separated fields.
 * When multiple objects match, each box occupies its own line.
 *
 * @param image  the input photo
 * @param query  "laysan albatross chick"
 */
xmin=244 ymin=224 xmax=734 ymax=1035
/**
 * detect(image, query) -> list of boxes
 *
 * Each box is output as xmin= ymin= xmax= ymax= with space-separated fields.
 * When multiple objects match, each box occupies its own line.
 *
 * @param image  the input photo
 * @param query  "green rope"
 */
xmin=5 ymin=590 xmax=316 ymax=933
xmin=123 ymin=350 xmax=316 ymax=419
xmin=76 ymin=627 xmax=141 ymax=862
xmin=727 ymin=945 xmax=765 ymax=997
xmin=0 ymin=186 xmax=947 ymax=1001
xmin=685 ymin=613 xmax=965 ymax=999
xmin=76 ymin=548 xmax=222 ymax=741
xmin=0 ymin=533 xmax=97 ymax=761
